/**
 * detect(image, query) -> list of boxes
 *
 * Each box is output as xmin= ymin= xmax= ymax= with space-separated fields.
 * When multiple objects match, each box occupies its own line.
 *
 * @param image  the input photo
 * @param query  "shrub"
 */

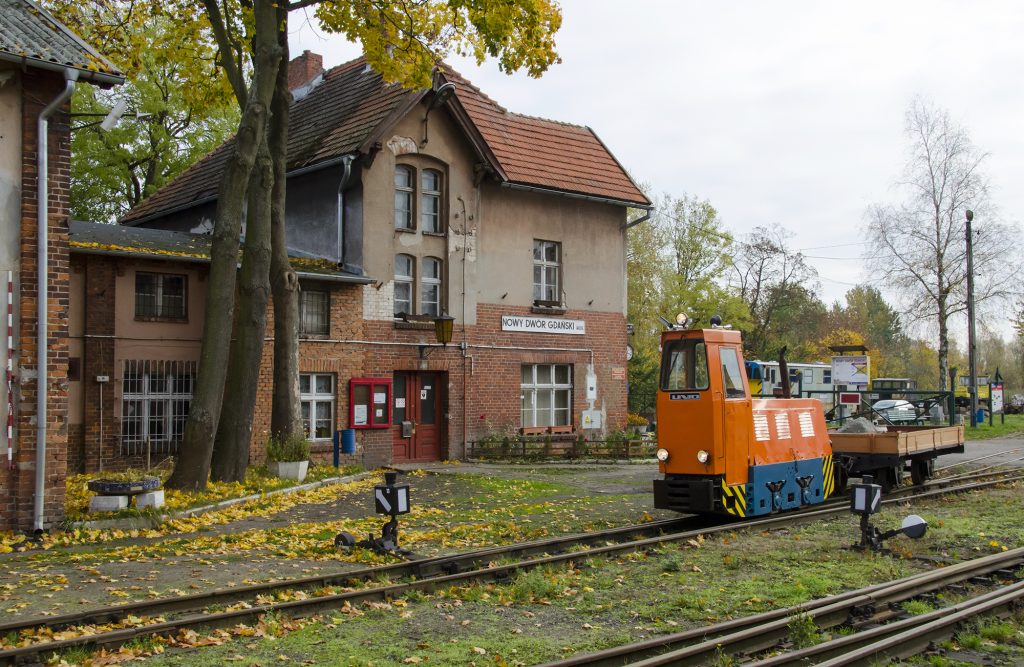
xmin=266 ymin=433 xmax=311 ymax=462
xmin=627 ymin=412 xmax=648 ymax=427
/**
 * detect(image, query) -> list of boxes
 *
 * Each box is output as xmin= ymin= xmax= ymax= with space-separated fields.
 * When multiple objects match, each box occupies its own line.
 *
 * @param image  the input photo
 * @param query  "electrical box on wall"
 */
xmin=585 ymin=370 xmax=597 ymax=401
xmin=349 ymin=378 xmax=393 ymax=429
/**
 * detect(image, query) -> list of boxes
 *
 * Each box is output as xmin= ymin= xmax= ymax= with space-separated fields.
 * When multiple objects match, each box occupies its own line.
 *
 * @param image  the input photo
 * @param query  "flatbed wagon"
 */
xmin=830 ymin=424 xmax=965 ymax=491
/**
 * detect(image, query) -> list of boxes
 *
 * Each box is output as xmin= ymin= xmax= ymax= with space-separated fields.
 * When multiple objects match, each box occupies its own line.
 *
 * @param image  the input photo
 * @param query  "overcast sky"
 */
xmin=290 ymin=0 xmax=1024 ymax=335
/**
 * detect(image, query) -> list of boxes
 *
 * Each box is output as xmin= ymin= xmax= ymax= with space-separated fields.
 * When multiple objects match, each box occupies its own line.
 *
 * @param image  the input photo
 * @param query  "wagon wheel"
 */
xmin=878 ymin=466 xmax=901 ymax=492
xmin=910 ymin=459 xmax=932 ymax=486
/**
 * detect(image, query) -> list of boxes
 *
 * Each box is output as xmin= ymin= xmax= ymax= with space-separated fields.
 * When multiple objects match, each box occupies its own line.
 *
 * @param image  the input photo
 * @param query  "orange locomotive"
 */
xmin=652 ymin=320 xmax=835 ymax=517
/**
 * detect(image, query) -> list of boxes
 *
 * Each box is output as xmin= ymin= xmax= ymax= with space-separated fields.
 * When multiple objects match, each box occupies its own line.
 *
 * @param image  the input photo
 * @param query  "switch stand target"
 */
xmin=335 ymin=471 xmax=414 ymax=557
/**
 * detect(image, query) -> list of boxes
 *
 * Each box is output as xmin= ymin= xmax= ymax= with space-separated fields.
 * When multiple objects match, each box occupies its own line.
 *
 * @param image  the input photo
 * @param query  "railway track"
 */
xmin=1 ymin=473 xmax=1020 ymax=665
xmin=537 ymin=547 xmax=1024 ymax=667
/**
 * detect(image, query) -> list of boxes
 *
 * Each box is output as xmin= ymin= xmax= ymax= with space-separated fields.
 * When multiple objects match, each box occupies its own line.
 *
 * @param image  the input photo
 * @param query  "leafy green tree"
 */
xmin=626 ymin=194 xmax=751 ymax=415
xmin=48 ymin=1 xmax=239 ymax=222
xmin=170 ymin=0 xmax=563 ymax=489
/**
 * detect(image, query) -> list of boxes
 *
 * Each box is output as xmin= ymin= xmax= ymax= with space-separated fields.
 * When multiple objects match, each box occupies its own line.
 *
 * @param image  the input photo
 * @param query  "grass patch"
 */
xmin=965 ymin=413 xmax=1024 ymax=440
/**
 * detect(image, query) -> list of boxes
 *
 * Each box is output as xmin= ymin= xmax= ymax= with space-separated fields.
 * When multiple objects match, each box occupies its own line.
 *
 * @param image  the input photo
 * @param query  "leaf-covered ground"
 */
xmin=2 ymin=462 xmax=1023 ymax=666
xmin=0 ymin=463 xmax=670 ymax=623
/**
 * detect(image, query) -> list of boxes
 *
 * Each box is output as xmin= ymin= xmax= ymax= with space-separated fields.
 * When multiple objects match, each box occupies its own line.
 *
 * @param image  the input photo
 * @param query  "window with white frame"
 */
xmin=299 ymin=288 xmax=329 ymax=336
xmin=532 ymin=240 xmax=561 ymax=304
xmin=135 ymin=272 xmax=186 ymax=320
xmin=421 ymin=256 xmax=442 ymax=317
xmin=120 ymin=360 xmax=195 ymax=455
xmin=394 ymin=254 xmax=414 ymax=316
xmin=521 ymin=364 xmax=572 ymax=427
xmin=300 ymin=373 xmax=334 ymax=440
xmin=421 ymin=169 xmax=442 ymax=233
xmin=394 ymin=166 xmax=414 ymax=230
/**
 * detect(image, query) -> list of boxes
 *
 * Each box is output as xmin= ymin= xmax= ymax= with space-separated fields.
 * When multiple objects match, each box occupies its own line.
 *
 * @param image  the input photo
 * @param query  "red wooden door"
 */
xmin=393 ymin=372 xmax=443 ymax=462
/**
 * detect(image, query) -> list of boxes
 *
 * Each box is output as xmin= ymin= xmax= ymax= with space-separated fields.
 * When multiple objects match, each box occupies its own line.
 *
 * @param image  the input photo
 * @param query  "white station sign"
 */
xmin=501 ymin=315 xmax=586 ymax=335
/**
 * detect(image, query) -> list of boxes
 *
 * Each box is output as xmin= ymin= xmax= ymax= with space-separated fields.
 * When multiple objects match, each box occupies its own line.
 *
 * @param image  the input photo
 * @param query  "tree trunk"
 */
xmin=166 ymin=0 xmax=282 ymax=491
xmin=937 ymin=293 xmax=949 ymax=392
xmin=269 ymin=16 xmax=303 ymax=441
xmin=210 ymin=139 xmax=273 ymax=482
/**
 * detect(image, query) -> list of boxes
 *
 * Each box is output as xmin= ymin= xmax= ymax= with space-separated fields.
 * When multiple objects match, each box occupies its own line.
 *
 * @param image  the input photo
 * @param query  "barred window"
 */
xmin=120 ymin=360 xmax=195 ymax=456
xmin=300 ymin=373 xmax=335 ymax=440
xmin=299 ymin=289 xmax=329 ymax=336
xmin=521 ymin=364 xmax=572 ymax=427
xmin=135 ymin=272 xmax=186 ymax=320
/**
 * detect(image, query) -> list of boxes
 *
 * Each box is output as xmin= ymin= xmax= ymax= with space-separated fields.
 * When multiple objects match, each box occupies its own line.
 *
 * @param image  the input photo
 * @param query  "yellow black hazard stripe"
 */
xmin=720 ymin=479 xmax=747 ymax=518
xmin=822 ymin=454 xmax=834 ymax=499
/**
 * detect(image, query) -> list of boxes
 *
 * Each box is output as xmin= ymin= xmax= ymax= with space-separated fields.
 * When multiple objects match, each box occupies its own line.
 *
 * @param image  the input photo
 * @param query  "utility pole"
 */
xmin=965 ymin=210 xmax=978 ymax=428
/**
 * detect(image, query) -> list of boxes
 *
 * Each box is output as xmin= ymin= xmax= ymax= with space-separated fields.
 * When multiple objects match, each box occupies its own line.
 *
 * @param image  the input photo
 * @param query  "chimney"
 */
xmin=288 ymin=50 xmax=323 ymax=91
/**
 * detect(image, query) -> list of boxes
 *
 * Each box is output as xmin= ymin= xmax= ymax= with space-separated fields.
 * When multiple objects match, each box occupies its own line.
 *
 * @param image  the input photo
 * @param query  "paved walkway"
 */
xmin=935 ymin=435 xmax=1024 ymax=469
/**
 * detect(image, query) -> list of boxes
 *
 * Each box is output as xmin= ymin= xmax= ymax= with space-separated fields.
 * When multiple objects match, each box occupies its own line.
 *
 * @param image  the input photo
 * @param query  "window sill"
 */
xmin=421 ymin=231 xmax=445 ymax=238
xmin=134 ymin=316 xmax=188 ymax=323
xmin=530 ymin=304 xmax=566 ymax=316
xmin=395 ymin=227 xmax=416 ymax=234
xmin=394 ymin=320 xmax=435 ymax=331
xmin=299 ymin=332 xmax=330 ymax=340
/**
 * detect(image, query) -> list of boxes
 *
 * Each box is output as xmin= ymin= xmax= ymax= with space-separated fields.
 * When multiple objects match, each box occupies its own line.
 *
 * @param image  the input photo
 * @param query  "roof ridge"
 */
xmin=439 ymin=64 xmax=508 ymax=114
xmin=323 ymin=54 xmax=368 ymax=79
xmin=508 ymin=110 xmax=589 ymax=130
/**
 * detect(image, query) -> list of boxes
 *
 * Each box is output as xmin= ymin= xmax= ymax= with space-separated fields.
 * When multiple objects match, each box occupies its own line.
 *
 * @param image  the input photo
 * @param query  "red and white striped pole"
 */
xmin=7 ymin=270 xmax=13 ymax=470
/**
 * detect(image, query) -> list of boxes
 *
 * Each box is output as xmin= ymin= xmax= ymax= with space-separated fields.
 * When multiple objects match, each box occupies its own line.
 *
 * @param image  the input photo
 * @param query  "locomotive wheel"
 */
xmin=833 ymin=465 xmax=848 ymax=495
xmin=910 ymin=459 xmax=932 ymax=486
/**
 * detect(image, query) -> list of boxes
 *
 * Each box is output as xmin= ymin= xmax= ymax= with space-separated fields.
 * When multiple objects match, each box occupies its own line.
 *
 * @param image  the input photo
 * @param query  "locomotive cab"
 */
xmin=654 ymin=327 xmax=753 ymax=515
xmin=653 ymin=323 xmax=834 ymax=517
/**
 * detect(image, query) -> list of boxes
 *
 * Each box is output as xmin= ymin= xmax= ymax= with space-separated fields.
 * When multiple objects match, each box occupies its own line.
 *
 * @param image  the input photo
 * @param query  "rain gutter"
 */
xmin=35 ymin=68 xmax=78 ymax=534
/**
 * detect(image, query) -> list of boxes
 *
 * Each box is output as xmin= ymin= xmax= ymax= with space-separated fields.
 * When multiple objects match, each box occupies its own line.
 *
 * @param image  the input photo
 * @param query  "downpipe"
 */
xmin=34 ymin=68 xmax=78 ymax=535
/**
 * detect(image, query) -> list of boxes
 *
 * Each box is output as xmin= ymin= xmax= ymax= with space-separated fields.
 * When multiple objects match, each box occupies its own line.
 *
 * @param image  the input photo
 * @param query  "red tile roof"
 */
xmin=123 ymin=56 xmax=648 ymax=224
xmin=441 ymin=67 xmax=649 ymax=206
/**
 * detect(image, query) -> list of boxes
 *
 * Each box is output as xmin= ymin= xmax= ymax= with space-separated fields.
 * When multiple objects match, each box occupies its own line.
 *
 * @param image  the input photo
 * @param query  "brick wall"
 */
xmin=79 ymin=254 xmax=117 ymax=472
xmin=0 ymin=70 xmax=72 ymax=532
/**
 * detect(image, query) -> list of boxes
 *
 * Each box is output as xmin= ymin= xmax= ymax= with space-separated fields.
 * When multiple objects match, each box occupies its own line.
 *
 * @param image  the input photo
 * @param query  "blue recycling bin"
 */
xmin=341 ymin=428 xmax=357 ymax=454
xmin=333 ymin=429 xmax=358 ymax=467
xmin=975 ymin=408 xmax=985 ymax=425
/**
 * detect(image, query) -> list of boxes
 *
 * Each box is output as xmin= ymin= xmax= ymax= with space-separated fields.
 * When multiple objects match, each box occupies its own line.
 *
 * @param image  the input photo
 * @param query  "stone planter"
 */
xmin=269 ymin=460 xmax=309 ymax=482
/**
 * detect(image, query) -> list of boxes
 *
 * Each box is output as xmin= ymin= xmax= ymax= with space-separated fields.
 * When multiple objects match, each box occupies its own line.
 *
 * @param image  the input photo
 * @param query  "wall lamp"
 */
xmin=419 ymin=313 xmax=455 ymax=359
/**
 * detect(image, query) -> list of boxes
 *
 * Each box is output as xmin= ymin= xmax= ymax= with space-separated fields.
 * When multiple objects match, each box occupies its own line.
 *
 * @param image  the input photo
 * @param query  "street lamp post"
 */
xmin=965 ymin=209 xmax=978 ymax=428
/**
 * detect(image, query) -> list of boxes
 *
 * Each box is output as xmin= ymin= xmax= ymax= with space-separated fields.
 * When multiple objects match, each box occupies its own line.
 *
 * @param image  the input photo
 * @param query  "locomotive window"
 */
xmin=720 ymin=347 xmax=746 ymax=398
xmin=661 ymin=339 xmax=709 ymax=391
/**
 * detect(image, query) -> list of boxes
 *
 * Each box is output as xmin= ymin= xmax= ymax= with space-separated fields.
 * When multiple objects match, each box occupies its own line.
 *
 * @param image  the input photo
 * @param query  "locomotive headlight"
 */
xmin=656 ymin=448 xmax=669 ymax=462
xmin=696 ymin=449 xmax=710 ymax=464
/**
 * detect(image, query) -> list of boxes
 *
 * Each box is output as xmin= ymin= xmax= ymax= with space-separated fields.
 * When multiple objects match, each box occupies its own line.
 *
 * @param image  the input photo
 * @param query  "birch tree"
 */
xmin=866 ymin=98 xmax=1020 ymax=391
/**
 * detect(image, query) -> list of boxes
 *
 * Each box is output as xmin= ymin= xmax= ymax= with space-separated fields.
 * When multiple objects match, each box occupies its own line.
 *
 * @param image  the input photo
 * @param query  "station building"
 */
xmin=64 ymin=53 xmax=650 ymax=492
xmin=0 ymin=0 xmax=124 ymax=531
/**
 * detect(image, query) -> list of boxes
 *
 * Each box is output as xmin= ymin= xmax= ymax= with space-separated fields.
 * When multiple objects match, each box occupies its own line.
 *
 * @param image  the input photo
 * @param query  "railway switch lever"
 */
xmin=851 ymin=475 xmax=927 ymax=551
xmin=335 ymin=470 xmax=415 ymax=558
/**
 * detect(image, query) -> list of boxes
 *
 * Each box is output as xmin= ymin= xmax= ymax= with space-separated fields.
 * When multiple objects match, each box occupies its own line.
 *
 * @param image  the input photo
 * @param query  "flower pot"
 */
xmin=269 ymin=460 xmax=309 ymax=482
